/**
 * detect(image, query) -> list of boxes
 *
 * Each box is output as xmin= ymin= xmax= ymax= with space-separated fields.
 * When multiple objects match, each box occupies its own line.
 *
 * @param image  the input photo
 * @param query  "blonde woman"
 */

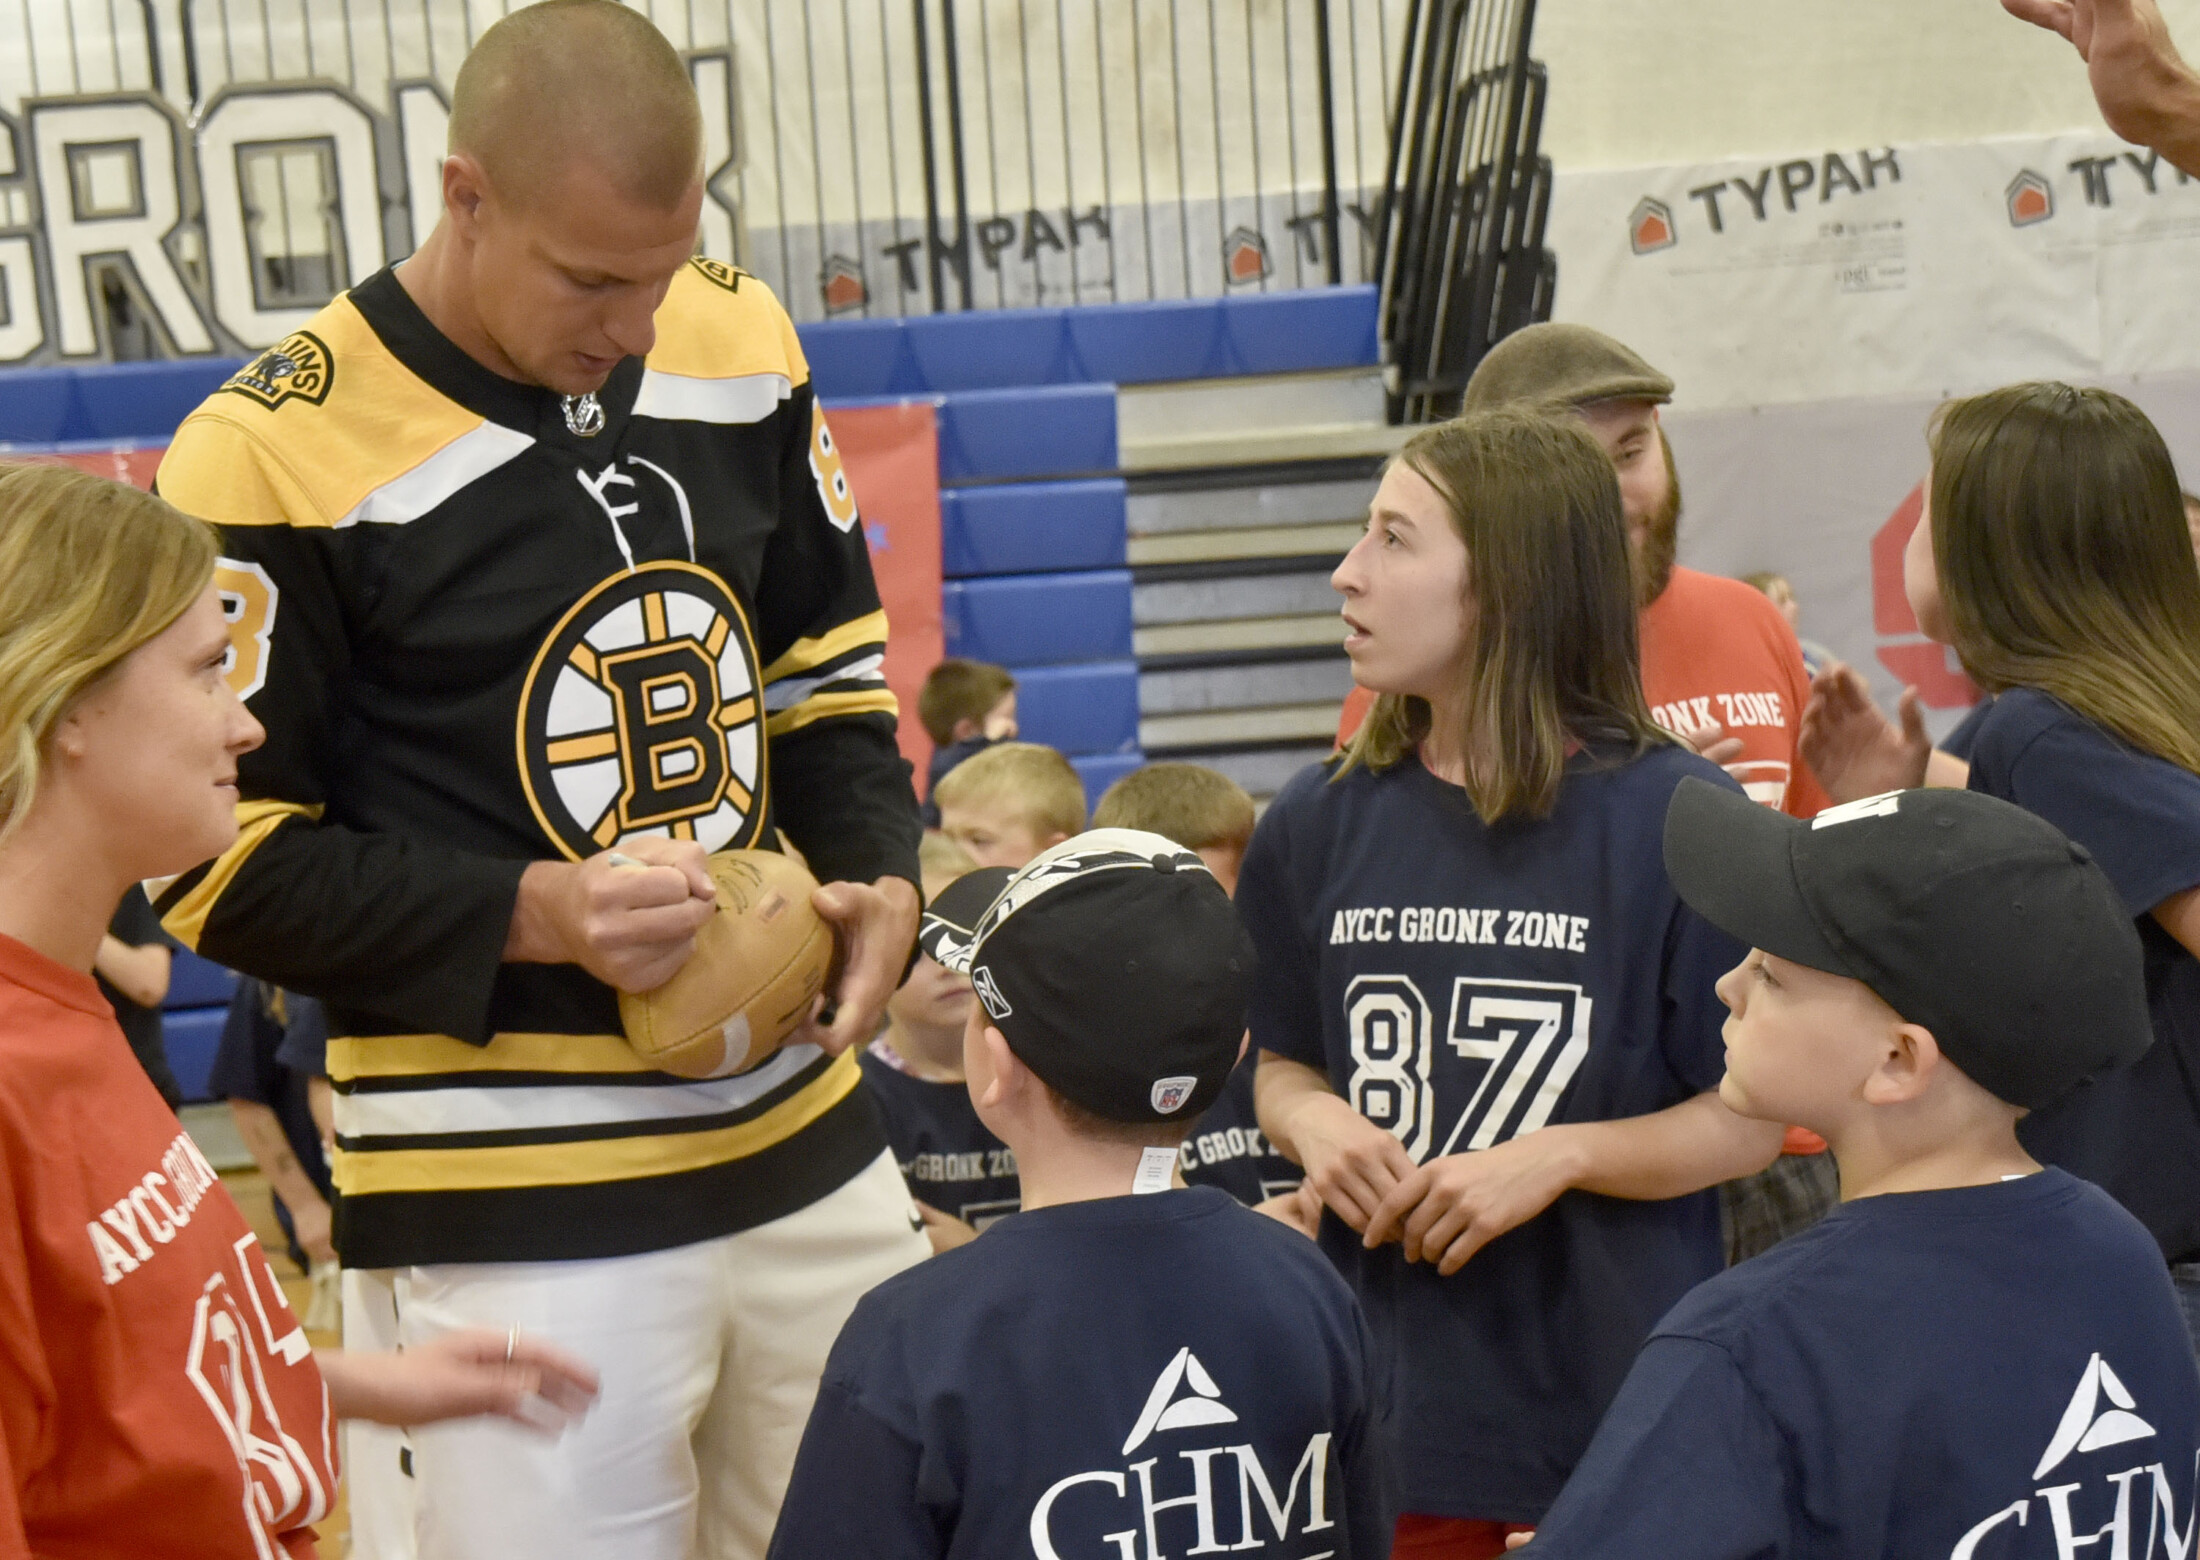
xmin=1239 ymin=410 xmax=1784 ymax=1558
xmin=0 ymin=463 xmax=594 ymax=1557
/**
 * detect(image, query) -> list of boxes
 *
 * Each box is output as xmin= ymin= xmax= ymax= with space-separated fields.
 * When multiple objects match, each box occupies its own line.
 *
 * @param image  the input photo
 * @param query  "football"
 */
xmin=617 ymin=849 xmax=837 ymax=1078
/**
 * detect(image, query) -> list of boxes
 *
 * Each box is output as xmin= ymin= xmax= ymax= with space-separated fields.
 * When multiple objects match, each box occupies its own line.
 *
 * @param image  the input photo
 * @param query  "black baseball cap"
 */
xmin=918 ymin=828 xmax=1253 ymax=1124
xmin=1663 ymin=779 xmax=2151 ymax=1111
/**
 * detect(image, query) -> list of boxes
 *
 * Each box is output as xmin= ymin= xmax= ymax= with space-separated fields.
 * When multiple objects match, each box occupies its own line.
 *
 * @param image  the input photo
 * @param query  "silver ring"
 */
xmin=504 ymin=1324 xmax=517 ymax=1366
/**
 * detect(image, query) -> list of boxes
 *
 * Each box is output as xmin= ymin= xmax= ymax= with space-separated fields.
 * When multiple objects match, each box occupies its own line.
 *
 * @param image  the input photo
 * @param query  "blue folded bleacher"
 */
xmin=1011 ymin=662 xmax=1140 ymax=757
xmin=943 ymin=479 xmax=1127 ymax=577
xmin=944 ymin=569 xmax=1133 ymax=667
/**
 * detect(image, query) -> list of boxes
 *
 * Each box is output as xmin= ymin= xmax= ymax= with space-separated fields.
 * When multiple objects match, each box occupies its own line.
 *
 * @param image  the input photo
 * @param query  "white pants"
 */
xmin=341 ymin=1267 xmax=418 ymax=1560
xmin=394 ymin=1151 xmax=927 ymax=1560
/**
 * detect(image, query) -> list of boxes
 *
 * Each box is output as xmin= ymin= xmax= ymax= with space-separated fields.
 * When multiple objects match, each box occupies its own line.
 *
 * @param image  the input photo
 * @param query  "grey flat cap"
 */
xmin=1462 ymin=322 xmax=1675 ymax=412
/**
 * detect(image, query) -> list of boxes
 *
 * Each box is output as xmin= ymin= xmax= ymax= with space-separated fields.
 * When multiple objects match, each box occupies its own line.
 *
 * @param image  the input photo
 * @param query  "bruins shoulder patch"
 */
xmin=517 ymin=562 xmax=768 ymax=861
xmin=221 ymin=332 xmax=335 ymax=411
xmin=689 ymin=257 xmax=746 ymax=292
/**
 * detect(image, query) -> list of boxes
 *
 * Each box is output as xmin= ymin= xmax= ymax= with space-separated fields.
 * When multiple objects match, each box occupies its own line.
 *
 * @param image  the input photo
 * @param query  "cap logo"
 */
xmin=1811 ymin=792 xmax=1903 ymax=829
xmin=971 ymin=965 xmax=1013 ymax=1021
xmin=1150 ymin=1075 xmax=1198 ymax=1115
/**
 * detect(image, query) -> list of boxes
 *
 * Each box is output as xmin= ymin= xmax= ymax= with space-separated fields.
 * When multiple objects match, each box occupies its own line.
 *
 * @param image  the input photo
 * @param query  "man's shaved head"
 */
xmin=449 ymin=0 xmax=702 ymax=210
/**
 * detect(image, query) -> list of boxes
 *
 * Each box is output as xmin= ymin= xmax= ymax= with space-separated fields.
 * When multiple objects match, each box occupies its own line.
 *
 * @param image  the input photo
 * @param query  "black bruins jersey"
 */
xmin=154 ymin=259 xmax=921 ymax=1268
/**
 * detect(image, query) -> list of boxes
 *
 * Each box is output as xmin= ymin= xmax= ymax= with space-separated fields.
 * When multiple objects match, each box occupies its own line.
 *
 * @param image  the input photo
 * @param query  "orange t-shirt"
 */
xmin=0 ymin=933 xmax=335 ymax=1559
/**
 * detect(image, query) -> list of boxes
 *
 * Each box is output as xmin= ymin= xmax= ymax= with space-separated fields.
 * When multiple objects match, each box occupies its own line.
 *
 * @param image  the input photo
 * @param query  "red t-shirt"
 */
xmin=1334 ymin=567 xmax=1828 ymax=819
xmin=0 ymin=933 xmax=335 ymax=1559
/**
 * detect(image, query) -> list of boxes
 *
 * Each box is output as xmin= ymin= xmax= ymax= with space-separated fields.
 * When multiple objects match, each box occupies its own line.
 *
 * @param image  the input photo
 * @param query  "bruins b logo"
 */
xmin=517 ymin=562 xmax=767 ymax=861
xmin=222 ymin=332 xmax=334 ymax=410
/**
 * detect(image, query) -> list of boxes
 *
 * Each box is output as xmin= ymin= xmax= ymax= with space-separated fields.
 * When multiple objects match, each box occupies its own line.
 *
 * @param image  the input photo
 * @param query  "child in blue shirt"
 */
xmin=769 ymin=830 xmax=1390 ymax=1560
xmin=1521 ymin=780 xmax=2199 ymax=1559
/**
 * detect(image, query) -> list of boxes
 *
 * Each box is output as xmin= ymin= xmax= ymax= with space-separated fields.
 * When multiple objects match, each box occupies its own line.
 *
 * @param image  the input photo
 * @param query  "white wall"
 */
xmin=1534 ymin=0 xmax=2200 ymax=170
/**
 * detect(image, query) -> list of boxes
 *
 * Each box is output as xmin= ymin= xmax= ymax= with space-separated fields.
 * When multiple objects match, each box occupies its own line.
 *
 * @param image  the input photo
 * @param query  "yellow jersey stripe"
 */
xmin=329 ymin=1029 xmax=656 ymax=1080
xmin=760 ymin=610 xmax=889 ymax=685
xmin=160 ymin=800 xmax=324 ymax=949
xmin=331 ymin=1050 xmax=860 ymax=1195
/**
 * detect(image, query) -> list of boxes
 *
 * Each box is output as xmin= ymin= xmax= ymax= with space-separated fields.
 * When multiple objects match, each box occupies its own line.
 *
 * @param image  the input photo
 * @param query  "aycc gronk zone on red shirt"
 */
xmin=0 ymin=933 xmax=334 ymax=1559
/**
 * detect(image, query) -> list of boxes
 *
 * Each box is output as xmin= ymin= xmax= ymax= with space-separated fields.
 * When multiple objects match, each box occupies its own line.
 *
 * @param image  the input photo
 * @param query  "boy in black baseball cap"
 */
xmin=1517 ymin=783 xmax=2200 ymax=1559
xmin=767 ymin=829 xmax=1390 ymax=1560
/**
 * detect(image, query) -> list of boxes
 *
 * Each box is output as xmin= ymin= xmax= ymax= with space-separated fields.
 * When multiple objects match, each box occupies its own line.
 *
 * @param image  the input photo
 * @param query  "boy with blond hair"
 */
xmin=859 ymin=833 xmax=1018 ymax=1252
xmin=932 ymin=741 xmax=1086 ymax=870
xmin=769 ymin=831 xmax=1390 ymax=1560
xmin=1094 ymin=761 xmax=1258 ymax=894
xmin=1518 ymin=781 xmax=2200 ymax=1558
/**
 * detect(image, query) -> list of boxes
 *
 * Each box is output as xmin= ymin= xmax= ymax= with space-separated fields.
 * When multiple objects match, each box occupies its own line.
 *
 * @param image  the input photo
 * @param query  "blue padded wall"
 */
xmin=934 ymin=383 xmax=1117 ymax=482
xmin=943 ymin=570 xmax=1133 ymax=666
xmin=167 ymin=949 xmax=240 ymax=1010
xmin=1010 ymin=661 xmax=1139 ymax=756
xmin=164 ymin=1006 xmax=227 ymax=1103
xmin=798 ymin=285 xmax=1377 ymax=400
xmin=942 ymin=479 xmax=1127 ymax=577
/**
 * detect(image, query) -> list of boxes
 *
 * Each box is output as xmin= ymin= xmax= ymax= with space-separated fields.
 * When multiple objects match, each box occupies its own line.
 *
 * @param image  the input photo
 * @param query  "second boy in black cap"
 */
xmin=766 ymin=829 xmax=1391 ymax=1560
xmin=1519 ymin=782 xmax=2200 ymax=1558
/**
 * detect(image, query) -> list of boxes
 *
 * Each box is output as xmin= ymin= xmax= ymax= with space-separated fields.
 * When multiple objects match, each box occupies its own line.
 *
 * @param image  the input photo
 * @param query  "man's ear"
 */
xmin=1860 ymin=1021 xmax=1942 ymax=1107
xmin=442 ymin=153 xmax=489 ymax=229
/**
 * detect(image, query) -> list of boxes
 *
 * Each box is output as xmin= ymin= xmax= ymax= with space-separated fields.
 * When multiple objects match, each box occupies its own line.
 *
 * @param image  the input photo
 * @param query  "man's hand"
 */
xmin=2004 ymin=0 xmax=2200 ymax=173
xmin=317 ymin=1330 xmax=601 ymax=1432
xmin=505 ymin=838 xmax=716 ymax=992
xmin=1362 ymin=1130 xmax=1584 ymax=1275
xmin=1279 ymin=1091 xmax=1420 ymax=1234
xmin=786 ymin=876 xmax=921 ymax=1056
xmin=1797 ymin=661 xmax=1931 ymax=803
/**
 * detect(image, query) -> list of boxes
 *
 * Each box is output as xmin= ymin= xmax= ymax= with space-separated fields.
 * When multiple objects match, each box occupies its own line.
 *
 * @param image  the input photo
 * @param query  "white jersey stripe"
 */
xmin=333 ymin=1044 xmax=824 ymax=1140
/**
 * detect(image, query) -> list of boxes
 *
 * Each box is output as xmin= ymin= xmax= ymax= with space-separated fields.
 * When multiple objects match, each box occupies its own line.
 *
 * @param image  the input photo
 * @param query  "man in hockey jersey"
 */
xmin=152 ymin=4 xmax=929 ymax=1557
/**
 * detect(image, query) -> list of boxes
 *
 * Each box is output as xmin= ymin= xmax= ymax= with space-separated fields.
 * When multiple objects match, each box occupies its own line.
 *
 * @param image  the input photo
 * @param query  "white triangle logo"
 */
xmin=1121 ymin=1347 xmax=1240 ymax=1455
xmin=2032 ymin=1353 xmax=2157 ymax=1479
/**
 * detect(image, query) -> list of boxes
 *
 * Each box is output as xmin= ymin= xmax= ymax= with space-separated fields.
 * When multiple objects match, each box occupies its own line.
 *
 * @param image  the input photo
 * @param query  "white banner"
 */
xmin=1546 ymin=133 xmax=2200 ymax=734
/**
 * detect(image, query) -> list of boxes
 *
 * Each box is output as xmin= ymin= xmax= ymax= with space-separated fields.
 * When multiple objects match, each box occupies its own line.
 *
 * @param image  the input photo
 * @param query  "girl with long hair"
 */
xmin=0 ymin=463 xmax=594 ymax=1556
xmin=1238 ymin=409 xmax=1784 ymax=1559
xmin=1898 ymin=382 xmax=2200 ymax=1342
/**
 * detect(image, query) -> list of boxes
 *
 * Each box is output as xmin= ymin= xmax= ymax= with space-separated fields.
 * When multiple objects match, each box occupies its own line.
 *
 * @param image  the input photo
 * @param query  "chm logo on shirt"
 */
xmin=1029 ymin=1347 xmax=1337 ymax=1560
xmin=1948 ymin=1352 xmax=2195 ymax=1558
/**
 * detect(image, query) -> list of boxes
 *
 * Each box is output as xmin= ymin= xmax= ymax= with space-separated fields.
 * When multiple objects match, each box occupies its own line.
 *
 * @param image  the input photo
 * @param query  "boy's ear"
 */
xmin=1041 ymin=830 xmax=1071 ymax=851
xmin=977 ymin=1024 xmax=1023 ymax=1110
xmin=949 ymin=715 xmax=983 ymax=742
xmin=1860 ymin=1021 xmax=1943 ymax=1107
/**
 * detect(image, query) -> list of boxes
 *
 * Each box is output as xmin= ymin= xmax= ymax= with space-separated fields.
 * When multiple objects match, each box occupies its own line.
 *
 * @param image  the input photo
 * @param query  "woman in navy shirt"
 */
xmin=1238 ymin=409 xmax=1784 ymax=1558
xmin=1901 ymin=381 xmax=2200 ymax=1348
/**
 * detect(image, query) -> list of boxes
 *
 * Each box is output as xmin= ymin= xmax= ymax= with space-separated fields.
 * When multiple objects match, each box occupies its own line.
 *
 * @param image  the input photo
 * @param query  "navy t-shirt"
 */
xmin=210 ymin=979 xmax=335 ymax=1258
xmin=767 ymin=1187 xmax=1391 ymax=1560
xmin=1967 ymin=688 xmax=2200 ymax=1263
xmin=1530 ymin=1169 xmax=2200 ymax=1559
xmin=858 ymin=1040 xmax=1021 ymax=1227
xmin=1237 ymin=744 xmax=1746 ymax=1520
xmin=1180 ymin=1056 xmax=1303 ymax=1206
